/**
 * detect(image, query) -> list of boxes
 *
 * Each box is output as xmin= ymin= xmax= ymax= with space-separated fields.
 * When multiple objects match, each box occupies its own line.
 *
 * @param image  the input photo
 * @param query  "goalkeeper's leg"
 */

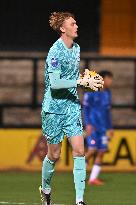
xmin=69 ymin=136 xmax=86 ymax=205
xmin=65 ymin=109 xmax=86 ymax=204
xmin=41 ymin=111 xmax=63 ymax=204
xmin=42 ymin=143 xmax=61 ymax=190
xmin=41 ymin=143 xmax=61 ymax=205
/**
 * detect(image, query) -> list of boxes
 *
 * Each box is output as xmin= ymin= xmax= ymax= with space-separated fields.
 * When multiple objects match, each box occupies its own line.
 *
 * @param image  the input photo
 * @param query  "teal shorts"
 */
xmin=41 ymin=109 xmax=83 ymax=144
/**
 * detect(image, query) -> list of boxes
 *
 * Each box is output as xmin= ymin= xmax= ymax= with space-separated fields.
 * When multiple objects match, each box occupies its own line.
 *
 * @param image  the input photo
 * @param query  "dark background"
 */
xmin=0 ymin=0 xmax=100 ymax=52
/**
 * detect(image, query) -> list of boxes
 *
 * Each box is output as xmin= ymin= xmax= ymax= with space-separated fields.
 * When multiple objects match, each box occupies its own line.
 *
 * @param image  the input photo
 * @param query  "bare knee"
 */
xmin=89 ymin=149 xmax=96 ymax=155
xmin=95 ymin=151 xmax=105 ymax=164
xmin=97 ymin=151 xmax=105 ymax=158
xmin=85 ymin=149 xmax=96 ymax=160
xmin=73 ymin=147 xmax=85 ymax=157
xmin=47 ymin=143 xmax=61 ymax=162
xmin=47 ymin=151 xmax=61 ymax=162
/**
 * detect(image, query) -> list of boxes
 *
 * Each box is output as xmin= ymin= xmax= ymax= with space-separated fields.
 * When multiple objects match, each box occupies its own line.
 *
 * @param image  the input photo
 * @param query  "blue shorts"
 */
xmin=41 ymin=109 xmax=83 ymax=144
xmin=85 ymin=131 xmax=108 ymax=151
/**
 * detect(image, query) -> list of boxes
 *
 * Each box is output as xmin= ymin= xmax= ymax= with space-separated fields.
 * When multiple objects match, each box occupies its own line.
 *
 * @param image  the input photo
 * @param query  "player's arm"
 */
xmin=49 ymin=69 xmax=104 ymax=90
xmin=49 ymin=71 xmax=77 ymax=89
xmin=105 ymin=92 xmax=114 ymax=138
xmin=82 ymin=92 xmax=93 ymax=136
xmin=106 ymin=110 xmax=113 ymax=130
xmin=106 ymin=114 xmax=114 ymax=139
xmin=47 ymin=48 xmax=78 ymax=89
xmin=47 ymin=47 xmax=103 ymax=90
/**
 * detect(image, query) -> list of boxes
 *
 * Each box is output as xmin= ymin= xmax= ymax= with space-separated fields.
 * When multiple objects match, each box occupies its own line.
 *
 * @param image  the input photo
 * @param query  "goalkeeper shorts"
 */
xmin=41 ymin=109 xmax=83 ymax=144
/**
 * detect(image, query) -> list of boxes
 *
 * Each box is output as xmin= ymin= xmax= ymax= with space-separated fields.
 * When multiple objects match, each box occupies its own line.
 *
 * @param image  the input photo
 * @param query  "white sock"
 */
xmin=90 ymin=164 xmax=101 ymax=181
xmin=76 ymin=198 xmax=83 ymax=204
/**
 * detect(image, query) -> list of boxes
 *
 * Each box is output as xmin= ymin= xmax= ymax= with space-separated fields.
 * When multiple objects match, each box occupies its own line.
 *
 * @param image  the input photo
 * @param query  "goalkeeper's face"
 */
xmin=60 ymin=17 xmax=78 ymax=39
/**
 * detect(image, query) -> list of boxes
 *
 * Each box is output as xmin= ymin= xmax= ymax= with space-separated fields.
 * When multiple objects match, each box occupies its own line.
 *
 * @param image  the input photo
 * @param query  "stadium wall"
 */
xmin=100 ymin=0 xmax=136 ymax=55
xmin=0 ymin=129 xmax=136 ymax=172
xmin=0 ymin=0 xmax=100 ymax=52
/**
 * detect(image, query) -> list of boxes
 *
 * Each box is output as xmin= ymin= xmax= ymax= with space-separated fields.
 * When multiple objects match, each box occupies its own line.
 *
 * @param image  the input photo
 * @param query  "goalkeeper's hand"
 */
xmin=77 ymin=69 xmax=104 ymax=91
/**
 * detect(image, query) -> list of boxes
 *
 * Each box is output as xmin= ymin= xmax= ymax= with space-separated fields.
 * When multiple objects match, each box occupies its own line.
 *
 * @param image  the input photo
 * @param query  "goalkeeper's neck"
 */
xmin=60 ymin=35 xmax=74 ymax=49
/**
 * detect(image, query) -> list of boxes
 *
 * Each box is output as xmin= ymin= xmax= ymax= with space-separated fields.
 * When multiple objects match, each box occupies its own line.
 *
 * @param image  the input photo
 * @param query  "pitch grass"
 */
xmin=0 ymin=171 xmax=136 ymax=205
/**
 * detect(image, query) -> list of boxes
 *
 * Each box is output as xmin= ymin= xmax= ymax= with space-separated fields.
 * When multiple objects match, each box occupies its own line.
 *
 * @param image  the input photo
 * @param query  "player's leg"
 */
xmin=85 ymin=136 xmax=98 ymax=184
xmin=89 ymin=151 xmax=105 ymax=185
xmin=86 ymin=133 xmax=106 ymax=185
xmin=41 ymin=111 xmax=64 ymax=204
xmin=89 ymin=134 xmax=108 ymax=185
xmin=85 ymin=135 xmax=97 ymax=163
xmin=69 ymin=135 xmax=86 ymax=205
xmin=85 ymin=148 xmax=96 ymax=161
xmin=85 ymin=132 xmax=100 ymax=184
xmin=42 ymin=143 xmax=62 ymax=191
xmin=64 ymin=110 xmax=86 ymax=205
xmin=40 ymin=143 xmax=62 ymax=205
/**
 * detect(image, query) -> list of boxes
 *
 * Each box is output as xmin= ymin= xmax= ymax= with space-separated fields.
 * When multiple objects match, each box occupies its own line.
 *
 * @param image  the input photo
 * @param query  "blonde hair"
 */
xmin=49 ymin=12 xmax=75 ymax=34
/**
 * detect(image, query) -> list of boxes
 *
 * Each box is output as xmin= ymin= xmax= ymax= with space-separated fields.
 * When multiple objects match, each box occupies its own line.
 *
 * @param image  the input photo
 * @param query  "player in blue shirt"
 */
xmin=83 ymin=70 xmax=113 ymax=185
xmin=39 ymin=12 xmax=104 ymax=205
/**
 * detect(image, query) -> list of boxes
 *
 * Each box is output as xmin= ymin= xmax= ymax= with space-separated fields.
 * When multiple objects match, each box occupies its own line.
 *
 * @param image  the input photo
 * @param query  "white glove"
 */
xmin=77 ymin=69 xmax=104 ymax=91
xmin=88 ymin=74 xmax=104 ymax=91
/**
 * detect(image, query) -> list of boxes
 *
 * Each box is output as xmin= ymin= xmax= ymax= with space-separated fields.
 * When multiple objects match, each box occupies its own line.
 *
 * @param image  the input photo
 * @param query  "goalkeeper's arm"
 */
xmin=49 ymin=71 xmax=77 ymax=89
xmin=49 ymin=69 xmax=103 ymax=90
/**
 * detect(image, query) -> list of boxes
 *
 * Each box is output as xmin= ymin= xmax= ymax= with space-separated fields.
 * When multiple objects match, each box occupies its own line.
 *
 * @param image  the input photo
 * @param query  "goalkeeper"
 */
xmin=40 ymin=11 xmax=103 ymax=205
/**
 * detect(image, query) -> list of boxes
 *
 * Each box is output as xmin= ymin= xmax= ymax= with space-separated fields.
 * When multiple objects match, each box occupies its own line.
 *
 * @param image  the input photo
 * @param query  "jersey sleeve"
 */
xmin=82 ymin=92 xmax=93 ymax=126
xmin=105 ymin=109 xmax=113 ymax=129
xmin=46 ymin=46 xmax=77 ymax=89
xmin=46 ymin=47 xmax=62 ymax=73
xmin=49 ymin=72 xmax=77 ymax=89
xmin=105 ymin=92 xmax=113 ymax=129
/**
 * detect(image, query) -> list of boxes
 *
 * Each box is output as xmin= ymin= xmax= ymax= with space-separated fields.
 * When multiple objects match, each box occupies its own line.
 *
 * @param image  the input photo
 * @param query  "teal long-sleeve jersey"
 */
xmin=42 ymin=38 xmax=81 ymax=114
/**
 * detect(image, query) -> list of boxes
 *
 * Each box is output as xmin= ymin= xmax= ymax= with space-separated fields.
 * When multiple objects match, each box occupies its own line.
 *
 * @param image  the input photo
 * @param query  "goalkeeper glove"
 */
xmin=77 ymin=69 xmax=104 ymax=91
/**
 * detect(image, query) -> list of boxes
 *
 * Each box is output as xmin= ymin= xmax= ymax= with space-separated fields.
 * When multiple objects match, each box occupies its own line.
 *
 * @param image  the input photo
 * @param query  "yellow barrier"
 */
xmin=0 ymin=129 xmax=136 ymax=171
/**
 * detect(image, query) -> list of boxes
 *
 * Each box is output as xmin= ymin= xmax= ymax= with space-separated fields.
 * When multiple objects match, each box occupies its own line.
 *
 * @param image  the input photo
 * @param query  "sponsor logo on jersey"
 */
xmin=51 ymin=58 xmax=58 ymax=67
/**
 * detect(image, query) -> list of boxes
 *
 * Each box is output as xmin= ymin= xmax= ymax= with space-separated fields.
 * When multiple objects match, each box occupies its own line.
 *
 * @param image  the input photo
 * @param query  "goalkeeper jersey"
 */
xmin=42 ymin=38 xmax=81 ymax=114
xmin=83 ymin=90 xmax=113 ymax=134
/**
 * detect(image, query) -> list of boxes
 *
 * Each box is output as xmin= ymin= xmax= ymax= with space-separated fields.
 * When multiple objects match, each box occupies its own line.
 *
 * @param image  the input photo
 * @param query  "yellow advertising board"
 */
xmin=0 ymin=129 xmax=136 ymax=171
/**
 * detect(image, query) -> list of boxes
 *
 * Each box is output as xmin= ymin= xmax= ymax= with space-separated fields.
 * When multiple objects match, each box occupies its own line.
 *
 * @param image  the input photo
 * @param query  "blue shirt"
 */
xmin=42 ymin=38 xmax=81 ymax=114
xmin=83 ymin=90 xmax=113 ymax=134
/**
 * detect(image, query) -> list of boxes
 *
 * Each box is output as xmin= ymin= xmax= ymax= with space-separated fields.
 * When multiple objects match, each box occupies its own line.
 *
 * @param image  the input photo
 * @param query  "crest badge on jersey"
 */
xmin=51 ymin=58 xmax=58 ymax=68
